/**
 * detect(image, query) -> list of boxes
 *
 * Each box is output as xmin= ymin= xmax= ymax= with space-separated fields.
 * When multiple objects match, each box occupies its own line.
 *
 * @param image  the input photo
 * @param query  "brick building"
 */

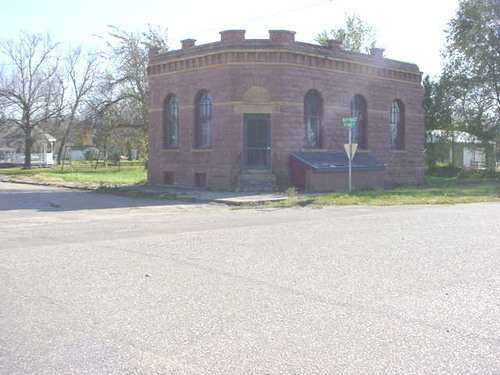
xmin=147 ymin=30 xmax=425 ymax=192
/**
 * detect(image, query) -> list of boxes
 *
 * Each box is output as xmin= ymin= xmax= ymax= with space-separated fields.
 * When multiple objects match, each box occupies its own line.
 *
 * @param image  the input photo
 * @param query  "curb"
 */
xmin=1 ymin=178 xmax=290 ymax=206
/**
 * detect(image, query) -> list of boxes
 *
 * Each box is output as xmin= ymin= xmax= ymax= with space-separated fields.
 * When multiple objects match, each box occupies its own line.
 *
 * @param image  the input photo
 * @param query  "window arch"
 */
xmin=195 ymin=91 xmax=212 ymax=149
xmin=350 ymin=95 xmax=368 ymax=149
xmin=390 ymin=100 xmax=404 ymax=150
xmin=303 ymin=90 xmax=323 ymax=148
xmin=163 ymin=95 xmax=179 ymax=149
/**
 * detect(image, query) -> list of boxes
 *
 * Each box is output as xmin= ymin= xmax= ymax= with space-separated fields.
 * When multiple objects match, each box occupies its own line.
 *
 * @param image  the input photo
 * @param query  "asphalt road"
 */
xmin=1 ymin=182 xmax=499 ymax=374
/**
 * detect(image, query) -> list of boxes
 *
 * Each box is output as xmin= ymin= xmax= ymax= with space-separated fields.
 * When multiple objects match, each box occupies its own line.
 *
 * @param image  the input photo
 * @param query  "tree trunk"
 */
xmin=23 ymin=131 xmax=33 ymax=170
xmin=56 ymin=126 xmax=71 ymax=165
xmin=450 ymin=133 xmax=456 ymax=168
xmin=484 ymin=141 xmax=494 ymax=172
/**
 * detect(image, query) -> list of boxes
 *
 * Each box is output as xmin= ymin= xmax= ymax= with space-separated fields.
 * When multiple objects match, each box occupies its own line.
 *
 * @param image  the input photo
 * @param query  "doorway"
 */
xmin=244 ymin=114 xmax=270 ymax=169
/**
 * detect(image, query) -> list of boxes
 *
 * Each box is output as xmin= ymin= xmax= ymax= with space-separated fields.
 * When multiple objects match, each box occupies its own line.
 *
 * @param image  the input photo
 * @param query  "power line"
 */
xmin=171 ymin=0 xmax=332 ymax=41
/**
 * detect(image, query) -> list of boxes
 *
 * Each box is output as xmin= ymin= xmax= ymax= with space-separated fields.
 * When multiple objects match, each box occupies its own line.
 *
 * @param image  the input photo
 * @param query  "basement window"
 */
xmin=164 ymin=171 xmax=174 ymax=185
xmin=194 ymin=173 xmax=206 ymax=188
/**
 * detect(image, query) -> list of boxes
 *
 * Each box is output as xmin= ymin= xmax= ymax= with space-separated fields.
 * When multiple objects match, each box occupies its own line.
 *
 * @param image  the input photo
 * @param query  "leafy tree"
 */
xmin=423 ymin=75 xmax=440 ymax=169
xmin=315 ymin=14 xmax=380 ymax=53
xmin=423 ymin=74 xmax=457 ymax=169
xmin=0 ymin=32 xmax=63 ymax=169
xmin=445 ymin=0 xmax=500 ymax=108
xmin=443 ymin=0 xmax=500 ymax=169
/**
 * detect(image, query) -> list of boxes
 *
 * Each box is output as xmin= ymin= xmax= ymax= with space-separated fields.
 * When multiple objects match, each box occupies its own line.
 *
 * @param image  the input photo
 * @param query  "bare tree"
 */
xmin=95 ymin=25 xmax=168 ymax=160
xmin=0 ymin=32 xmax=63 ymax=169
xmin=0 ymin=87 xmax=7 ymax=130
xmin=55 ymin=46 xmax=101 ymax=164
xmin=84 ymin=77 xmax=123 ymax=165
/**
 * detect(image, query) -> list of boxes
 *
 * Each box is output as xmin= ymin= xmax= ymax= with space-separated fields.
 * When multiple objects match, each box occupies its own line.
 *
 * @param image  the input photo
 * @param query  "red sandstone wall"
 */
xmin=148 ymin=31 xmax=424 ymax=191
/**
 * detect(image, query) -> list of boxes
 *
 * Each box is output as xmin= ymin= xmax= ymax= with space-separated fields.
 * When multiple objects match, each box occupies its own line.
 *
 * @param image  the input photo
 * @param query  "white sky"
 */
xmin=1 ymin=0 xmax=459 ymax=77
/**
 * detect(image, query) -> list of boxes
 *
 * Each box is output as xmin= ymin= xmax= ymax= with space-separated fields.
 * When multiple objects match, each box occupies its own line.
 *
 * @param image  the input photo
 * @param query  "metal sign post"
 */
xmin=342 ymin=117 xmax=357 ymax=193
xmin=349 ymin=127 xmax=353 ymax=192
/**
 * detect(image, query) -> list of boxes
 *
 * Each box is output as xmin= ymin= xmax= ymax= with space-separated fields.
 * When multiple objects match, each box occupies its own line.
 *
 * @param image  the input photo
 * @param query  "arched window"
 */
xmin=303 ymin=90 xmax=323 ymax=148
xmin=390 ymin=100 xmax=404 ymax=150
xmin=195 ymin=91 xmax=212 ymax=149
xmin=163 ymin=95 xmax=179 ymax=149
xmin=350 ymin=95 xmax=367 ymax=149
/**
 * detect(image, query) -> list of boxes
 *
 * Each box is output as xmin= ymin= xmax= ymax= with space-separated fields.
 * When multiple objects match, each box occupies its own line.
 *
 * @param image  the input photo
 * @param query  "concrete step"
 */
xmin=235 ymin=170 xmax=278 ymax=192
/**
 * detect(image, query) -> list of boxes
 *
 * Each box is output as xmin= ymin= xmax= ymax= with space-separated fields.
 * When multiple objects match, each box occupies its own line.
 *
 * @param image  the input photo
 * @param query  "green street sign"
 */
xmin=342 ymin=117 xmax=357 ymax=127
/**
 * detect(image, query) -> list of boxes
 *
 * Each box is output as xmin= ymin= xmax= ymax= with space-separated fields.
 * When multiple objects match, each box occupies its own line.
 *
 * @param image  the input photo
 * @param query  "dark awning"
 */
xmin=290 ymin=152 xmax=387 ymax=172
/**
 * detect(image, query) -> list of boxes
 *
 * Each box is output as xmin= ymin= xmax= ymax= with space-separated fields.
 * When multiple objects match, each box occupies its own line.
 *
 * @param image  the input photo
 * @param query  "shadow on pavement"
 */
xmin=0 ymin=183 xmax=195 ymax=212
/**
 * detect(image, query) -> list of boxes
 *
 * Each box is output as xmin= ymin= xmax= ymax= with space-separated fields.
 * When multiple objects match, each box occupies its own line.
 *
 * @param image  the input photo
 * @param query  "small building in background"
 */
xmin=147 ymin=30 xmax=425 ymax=192
xmin=426 ymin=130 xmax=494 ymax=169
xmin=34 ymin=132 xmax=56 ymax=166
xmin=0 ymin=129 xmax=56 ymax=167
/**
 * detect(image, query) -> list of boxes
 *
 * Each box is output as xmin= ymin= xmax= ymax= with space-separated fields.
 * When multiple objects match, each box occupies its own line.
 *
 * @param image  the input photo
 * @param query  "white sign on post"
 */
xmin=344 ymin=143 xmax=358 ymax=161
xmin=342 ymin=117 xmax=357 ymax=192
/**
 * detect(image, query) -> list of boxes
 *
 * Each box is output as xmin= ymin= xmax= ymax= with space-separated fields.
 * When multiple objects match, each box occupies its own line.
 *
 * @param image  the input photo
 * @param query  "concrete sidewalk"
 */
xmin=117 ymin=184 xmax=290 ymax=205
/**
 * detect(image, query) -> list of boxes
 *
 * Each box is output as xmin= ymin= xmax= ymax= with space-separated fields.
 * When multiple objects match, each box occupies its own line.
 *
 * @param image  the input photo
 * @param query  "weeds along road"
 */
xmin=1 ymin=182 xmax=500 ymax=375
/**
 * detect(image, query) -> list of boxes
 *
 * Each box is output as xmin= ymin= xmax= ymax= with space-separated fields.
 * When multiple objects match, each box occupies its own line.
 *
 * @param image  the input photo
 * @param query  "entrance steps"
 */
xmin=235 ymin=170 xmax=278 ymax=192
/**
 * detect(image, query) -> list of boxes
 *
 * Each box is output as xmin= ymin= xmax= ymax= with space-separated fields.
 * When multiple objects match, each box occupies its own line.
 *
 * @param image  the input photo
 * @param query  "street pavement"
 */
xmin=1 ymin=182 xmax=499 ymax=374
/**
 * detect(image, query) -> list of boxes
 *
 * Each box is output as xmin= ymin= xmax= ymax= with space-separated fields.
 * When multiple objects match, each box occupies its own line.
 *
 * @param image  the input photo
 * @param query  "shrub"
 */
xmin=426 ymin=165 xmax=463 ymax=177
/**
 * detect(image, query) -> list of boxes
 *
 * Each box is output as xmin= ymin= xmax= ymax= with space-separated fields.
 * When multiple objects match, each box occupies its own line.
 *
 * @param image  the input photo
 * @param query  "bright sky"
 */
xmin=1 ymin=0 xmax=459 ymax=77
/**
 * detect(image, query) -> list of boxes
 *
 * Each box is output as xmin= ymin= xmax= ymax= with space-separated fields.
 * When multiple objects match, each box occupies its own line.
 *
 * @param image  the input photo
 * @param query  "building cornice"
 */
xmin=148 ymin=30 xmax=422 ymax=85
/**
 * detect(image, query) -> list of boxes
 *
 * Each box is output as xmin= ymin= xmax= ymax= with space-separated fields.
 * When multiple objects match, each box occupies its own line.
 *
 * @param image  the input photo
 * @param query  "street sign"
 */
xmin=344 ymin=143 xmax=358 ymax=161
xmin=342 ymin=117 xmax=357 ymax=128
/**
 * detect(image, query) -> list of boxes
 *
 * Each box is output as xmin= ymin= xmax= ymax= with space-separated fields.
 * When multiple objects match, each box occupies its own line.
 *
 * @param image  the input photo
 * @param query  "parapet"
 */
xmin=181 ymin=39 xmax=196 ymax=50
xmin=147 ymin=29 xmax=422 ymax=80
xmin=220 ymin=30 xmax=246 ymax=44
xmin=269 ymin=30 xmax=296 ymax=43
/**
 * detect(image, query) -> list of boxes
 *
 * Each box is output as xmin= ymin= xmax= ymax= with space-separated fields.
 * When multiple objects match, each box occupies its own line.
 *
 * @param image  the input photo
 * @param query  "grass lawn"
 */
xmin=0 ymin=162 xmax=147 ymax=186
xmin=272 ymin=174 xmax=500 ymax=207
xmin=273 ymin=185 xmax=500 ymax=207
